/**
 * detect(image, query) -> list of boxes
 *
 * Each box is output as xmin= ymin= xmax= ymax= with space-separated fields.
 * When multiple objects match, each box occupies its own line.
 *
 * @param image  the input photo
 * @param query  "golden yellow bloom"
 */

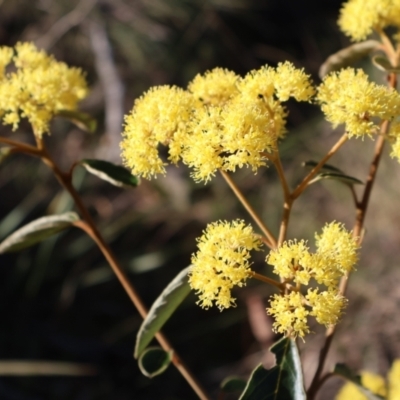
xmin=336 ymin=371 xmax=387 ymax=400
xmin=273 ymin=62 xmax=315 ymax=102
xmin=187 ymin=68 xmax=240 ymax=105
xmin=0 ymin=42 xmax=88 ymax=137
xmin=121 ymin=86 xmax=194 ymax=179
xmin=267 ymin=240 xmax=312 ymax=285
xmin=317 ymin=68 xmax=400 ymax=137
xmin=267 ymin=292 xmax=310 ymax=338
xmin=315 ymin=221 xmax=359 ymax=276
xmin=189 ymin=220 xmax=262 ymax=310
xmin=338 ymin=0 xmax=400 ymax=42
xmin=306 ymin=288 xmax=347 ymax=327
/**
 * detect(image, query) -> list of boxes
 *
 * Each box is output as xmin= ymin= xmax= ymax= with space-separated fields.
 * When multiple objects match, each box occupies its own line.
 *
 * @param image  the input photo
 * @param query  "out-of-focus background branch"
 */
xmin=1 ymin=1 xmax=400 ymax=399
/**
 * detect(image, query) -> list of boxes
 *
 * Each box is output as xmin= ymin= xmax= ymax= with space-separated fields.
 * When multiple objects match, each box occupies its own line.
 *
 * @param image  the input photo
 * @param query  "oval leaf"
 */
xmin=56 ymin=110 xmax=97 ymax=133
xmin=334 ymin=364 xmax=385 ymax=400
xmin=81 ymin=159 xmax=139 ymax=188
xmin=239 ymin=337 xmax=306 ymax=400
xmin=319 ymin=40 xmax=381 ymax=78
xmin=221 ymin=376 xmax=247 ymax=394
xmin=134 ymin=266 xmax=192 ymax=358
xmin=0 ymin=212 xmax=80 ymax=253
xmin=138 ymin=347 xmax=172 ymax=378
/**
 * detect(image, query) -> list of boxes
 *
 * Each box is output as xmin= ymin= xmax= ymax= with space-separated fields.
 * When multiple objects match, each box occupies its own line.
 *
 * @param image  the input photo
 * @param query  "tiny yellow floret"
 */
xmin=189 ymin=220 xmax=262 ymax=310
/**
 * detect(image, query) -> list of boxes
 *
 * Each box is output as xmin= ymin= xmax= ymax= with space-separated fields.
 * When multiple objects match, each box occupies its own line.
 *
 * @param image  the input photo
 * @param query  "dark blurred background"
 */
xmin=1 ymin=0 xmax=400 ymax=399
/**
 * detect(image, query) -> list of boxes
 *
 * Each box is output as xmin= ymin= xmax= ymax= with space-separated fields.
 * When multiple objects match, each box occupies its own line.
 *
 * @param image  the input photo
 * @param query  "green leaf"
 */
xmin=372 ymin=55 xmax=400 ymax=73
xmin=134 ymin=266 xmax=192 ymax=358
xmin=56 ymin=110 xmax=97 ymax=133
xmin=334 ymin=364 xmax=385 ymax=400
xmin=302 ymin=160 xmax=342 ymax=173
xmin=309 ymin=172 xmax=363 ymax=186
xmin=239 ymin=337 xmax=306 ymax=400
xmin=0 ymin=212 xmax=80 ymax=253
xmin=319 ymin=40 xmax=381 ymax=78
xmin=221 ymin=376 xmax=247 ymax=394
xmin=80 ymin=159 xmax=139 ymax=188
xmin=138 ymin=347 xmax=172 ymax=378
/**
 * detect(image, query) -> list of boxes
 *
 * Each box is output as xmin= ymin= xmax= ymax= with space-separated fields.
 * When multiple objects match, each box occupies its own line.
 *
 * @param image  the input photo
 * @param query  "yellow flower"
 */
xmin=189 ymin=220 xmax=262 ymax=310
xmin=267 ymin=240 xmax=312 ymax=285
xmin=338 ymin=0 xmax=400 ymax=42
xmin=267 ymin=292 xmax=310 ymax=338
xmin=0 ymin=42 xmax=88 ymax=137
xmin=187 ymin=68 xmax=240 ymax=105
xmin=121 ymin=85 xmax=194 ymax=179
xmin=306 ymin=288 xmax=347 ymax=327
xmin=317 ymin=68 xmax=400 ymax=137
xmin=315 ymin=221 xmax=359 ymax=276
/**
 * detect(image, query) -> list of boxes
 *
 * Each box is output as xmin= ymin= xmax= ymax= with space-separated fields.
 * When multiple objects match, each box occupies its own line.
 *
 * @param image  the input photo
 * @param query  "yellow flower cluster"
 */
xmin=338 ymin=0 xmax=400 ymax=42
xmin=121 ymin=63 xmax=315 ymax=182
xmin=267 ymin=222 xmax=359 ymax=338
xmin=336 ymin=359 xmax=400 ymax=400
xmin=0 ymin=43 xmax=88 ymax=137
xmin=188 ymin=220 xmax=262 ymax=310
xmin=317 ymin=68 xmax=400 ymax=138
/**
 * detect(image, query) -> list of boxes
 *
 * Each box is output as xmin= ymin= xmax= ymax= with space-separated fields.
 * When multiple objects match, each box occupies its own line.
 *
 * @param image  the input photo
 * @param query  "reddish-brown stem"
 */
xmin=220 ymin=169 xmax=277 ymax=248
xmin=0 ymin=136 xmax=210 ymax=400
xmin=307 ymin=74 xmax=396 ymax=400
xmin=251 ymin=271 xmax=285 ymax=290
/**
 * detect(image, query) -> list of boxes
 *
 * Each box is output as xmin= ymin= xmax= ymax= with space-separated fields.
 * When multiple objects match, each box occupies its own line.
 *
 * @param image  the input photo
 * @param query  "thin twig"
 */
xmin=251 ymin=272 xmax=284 ymax=290
xmin=220 ymin=169 xmax=277 ymax=248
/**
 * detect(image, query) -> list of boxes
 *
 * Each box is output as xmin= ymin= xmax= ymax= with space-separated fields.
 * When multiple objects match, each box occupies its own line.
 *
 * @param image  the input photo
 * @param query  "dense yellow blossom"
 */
xmin=0 ymin=42 xmax=88 ymax=137
xmin=267 ymin=240 xmax=312 ymax=285
xmin=317 ymin=68 xmax=400 ymax=137
xmin=268 ymin=292 xmax=310 ymax=338
xmin=121 ymin=86 xmax=194 ymax=178
xmin=188 ymin=220 xmax=262 ymax=310
xmin=266 ymin=222 xmax=359 ymax=337
xmin=0 ymin=47 xmax=13 ymax=80
xmin=187 ymin=68 xmax=240 ymax=105
xmin=122 ymin=62 xmax=314 ymax=181
xmin=338 ymin=0 xmax=400 ymax=42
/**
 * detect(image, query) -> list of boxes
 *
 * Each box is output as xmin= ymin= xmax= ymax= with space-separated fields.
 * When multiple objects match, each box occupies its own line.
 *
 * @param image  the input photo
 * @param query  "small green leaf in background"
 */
xmin=0 ymin=212 xmax=80 ymax=253
xmin=372 ymin=56 xmax=400 ymax=73
xmin=334 ymin=364 xmax=385 ymax=400
xmin=319 ymin=40 xmax=381 ymax=78
xmin=80 ymin=159 xmax=139 ymax=188
xmin=56 ymin=110 xmax=97 ymax=133
xmin=302 ymin=160 xmax=363 ymax=186
xmin=220 ymin=376 xmax=247 ymax=395
xmin=239 ymin=337 xmax=306 ymax=400
xmin=138 ymin=347 xmax=172 ymax=378
xmin=134 ymin=266 xmax=192 ymax=358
